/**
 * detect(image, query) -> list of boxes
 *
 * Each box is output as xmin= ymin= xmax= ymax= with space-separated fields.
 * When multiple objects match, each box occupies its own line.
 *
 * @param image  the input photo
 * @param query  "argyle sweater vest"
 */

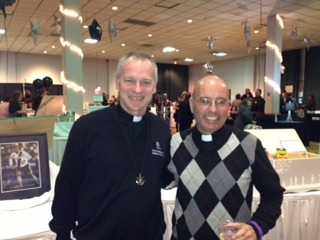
xmin=168 ymin=125 xmax=283 ymax=240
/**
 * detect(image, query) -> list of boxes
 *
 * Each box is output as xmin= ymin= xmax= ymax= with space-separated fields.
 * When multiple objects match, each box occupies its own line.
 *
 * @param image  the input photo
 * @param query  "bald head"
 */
xmin=192 ymin=75 xmax=229 ymax=99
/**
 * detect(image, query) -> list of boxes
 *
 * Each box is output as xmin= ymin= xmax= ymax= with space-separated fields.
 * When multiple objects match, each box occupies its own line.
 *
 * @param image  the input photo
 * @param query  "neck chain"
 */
xmin=120 ymin=118 xmax=150 ymax=186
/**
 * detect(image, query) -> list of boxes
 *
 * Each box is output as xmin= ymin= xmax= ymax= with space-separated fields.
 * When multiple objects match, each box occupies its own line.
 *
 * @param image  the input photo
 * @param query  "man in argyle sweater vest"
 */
xmin=168 ymin=75 xmax=284 ymax=240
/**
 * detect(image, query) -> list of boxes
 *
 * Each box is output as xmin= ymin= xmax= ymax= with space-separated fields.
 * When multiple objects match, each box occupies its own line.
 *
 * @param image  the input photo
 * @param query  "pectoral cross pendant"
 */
xmin=136 ymin=173 xmax=145 ymax=186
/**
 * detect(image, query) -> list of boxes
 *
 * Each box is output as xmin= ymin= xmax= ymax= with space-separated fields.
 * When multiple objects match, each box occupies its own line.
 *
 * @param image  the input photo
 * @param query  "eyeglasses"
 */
xmin=195 ymin=97 xmax=230 ymax=107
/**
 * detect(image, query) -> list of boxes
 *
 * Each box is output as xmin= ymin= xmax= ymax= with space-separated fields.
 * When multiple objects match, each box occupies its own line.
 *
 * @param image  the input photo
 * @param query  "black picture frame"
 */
xmin=0 ymin=133 xmax=50 ymax=200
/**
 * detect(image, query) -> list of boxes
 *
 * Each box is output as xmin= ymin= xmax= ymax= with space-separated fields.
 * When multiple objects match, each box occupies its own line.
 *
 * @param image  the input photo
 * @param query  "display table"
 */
xmin=51 ymin=122 xmax=73 ymax=165
xmin=259 ymin=120 xmax=310 ymax=146
xmin=52 ymin=137 xmax=68 ymax=165
xmin=0 ymin=116 xmax=57 ymax=148
xmin=245 ymin=129 xmax=320 ymax=192
xmin=162 ymin=189 xmax=320 ymax=240
xmin=1 ymin=162 xmax=320 ymax=240
xmin=54 ymin=122 xmax=73 ymax=137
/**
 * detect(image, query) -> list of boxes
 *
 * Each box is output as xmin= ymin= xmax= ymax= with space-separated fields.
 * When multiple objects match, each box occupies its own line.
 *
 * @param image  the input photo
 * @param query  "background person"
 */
xmin=251 ymin=88 xmax=265 ymax=115
xmin=168 ymin=75 xmax=284 ymax=240
xmin=231 ymin=93 xmax=242 ymax=114
xmin=304 ymin=93 xmax=316 ymax=111
xmin=49 ymin=52 xmax=173 ymax=239
xmin=233 ymin=98 xmax=253 ymax=130
xmin=241 ymin=88 xmax=253 ymax=101
xmin=0 ymin=96 xmax=10 ymax=118
xmin=8 ymin=90 xmax=25 ymax=117
xmin=177 ymin=91 xmax=193 ymax=131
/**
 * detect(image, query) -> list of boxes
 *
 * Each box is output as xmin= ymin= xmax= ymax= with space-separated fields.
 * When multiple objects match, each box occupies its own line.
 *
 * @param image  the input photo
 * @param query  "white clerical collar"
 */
xmin=201 ymin=134 xmax=212 ymax=142
xmin=133 ymin=116 xmax=142 ymax=122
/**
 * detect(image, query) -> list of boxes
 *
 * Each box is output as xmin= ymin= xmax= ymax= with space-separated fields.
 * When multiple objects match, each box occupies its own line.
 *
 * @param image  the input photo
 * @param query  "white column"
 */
xmin=264 ymin=15 xmax=283 ymax=114
xmin=60 ymin=0 xmax=84 ymax=116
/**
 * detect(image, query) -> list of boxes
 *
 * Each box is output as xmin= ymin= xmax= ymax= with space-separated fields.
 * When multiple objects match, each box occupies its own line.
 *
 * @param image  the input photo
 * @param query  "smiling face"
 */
xmin=116 ymin=57 xmax=156 ymax=116
xmin=190 ymin=75 xmax=230 ymax=135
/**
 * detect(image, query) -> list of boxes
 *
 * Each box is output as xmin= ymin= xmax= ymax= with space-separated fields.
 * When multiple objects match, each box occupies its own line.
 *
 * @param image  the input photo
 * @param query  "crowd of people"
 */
xmin=0 ymin=88 xmax=49 ymax=118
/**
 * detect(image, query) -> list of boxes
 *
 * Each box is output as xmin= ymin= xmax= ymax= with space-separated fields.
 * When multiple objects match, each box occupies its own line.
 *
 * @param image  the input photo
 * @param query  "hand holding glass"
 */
xmin=219 ymin=220 xmax=238 ymax=240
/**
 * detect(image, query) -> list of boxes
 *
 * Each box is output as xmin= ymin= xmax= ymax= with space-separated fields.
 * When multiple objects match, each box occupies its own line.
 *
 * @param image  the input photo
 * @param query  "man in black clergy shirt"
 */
xmin=49 ymin=52 xmax=174 ymax=239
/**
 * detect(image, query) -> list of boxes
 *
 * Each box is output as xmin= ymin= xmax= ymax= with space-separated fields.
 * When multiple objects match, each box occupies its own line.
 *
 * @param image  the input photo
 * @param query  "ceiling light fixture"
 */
xmin=184 ymin=58 xmax=193 ymax=62
xmin=162 ymin=46 xmax=176 ymax=53
xmin=0 ymin=29 xmax=5 ymax=34
xmin=84 ymin=38 xmax=98 ymax=44
xmin=253 ymin=27 xmax=260 ymax=34
xmin=213 ymin=52 xmax=227 ymax=57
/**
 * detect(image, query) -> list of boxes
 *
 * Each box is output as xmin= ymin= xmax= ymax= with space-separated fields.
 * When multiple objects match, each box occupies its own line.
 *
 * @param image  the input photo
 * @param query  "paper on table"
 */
xmin=280 ymin=140 xmax=306 ymax=153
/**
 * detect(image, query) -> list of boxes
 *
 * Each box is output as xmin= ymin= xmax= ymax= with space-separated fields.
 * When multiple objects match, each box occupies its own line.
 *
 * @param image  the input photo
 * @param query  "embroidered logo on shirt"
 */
xmin=152 ymin=141 xmax=165 ymax=157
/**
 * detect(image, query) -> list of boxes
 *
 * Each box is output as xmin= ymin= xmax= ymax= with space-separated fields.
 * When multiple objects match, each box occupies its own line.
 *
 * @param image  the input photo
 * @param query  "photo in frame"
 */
xmin=0 ymin=133 xmax=50 ymax=200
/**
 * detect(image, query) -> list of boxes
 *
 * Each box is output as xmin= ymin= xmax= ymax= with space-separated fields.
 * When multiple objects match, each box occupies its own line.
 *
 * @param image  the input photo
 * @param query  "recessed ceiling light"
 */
xmin=213 ymin=52 xmax=227 ymax=57
xmin=121 ymin=43 xmax=126 ymax=47
xmin=0 ymin=29 xmax=5 ymax=34
xmin=84 ymin=38 xmax=98 ymax=44
xmin=101 ymin=50 xmax=105 ymax=53
xmin=184 ymin=58 xmax=193 ymax=62
xmin=148 ymin=34 xmax=152 ymax=37
xmin=51 ymin=45 xmax=56 ymax=49
xmin=187 ymin=19 xmax=192 ymax=23
xmin=162 ymin=46 xmax=176 ymax=53
xmin=112 ymin=6 xmax=118 ymax=11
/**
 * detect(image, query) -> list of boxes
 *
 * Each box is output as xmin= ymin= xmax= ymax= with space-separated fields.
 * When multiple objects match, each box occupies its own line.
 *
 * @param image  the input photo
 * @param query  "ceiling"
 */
xmin=0 ymin=0 xmax=319 ymax=65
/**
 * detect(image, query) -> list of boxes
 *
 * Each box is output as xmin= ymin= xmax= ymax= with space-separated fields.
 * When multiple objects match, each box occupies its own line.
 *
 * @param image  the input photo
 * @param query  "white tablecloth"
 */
xmin=161 ymin=189 xmax=320 ymax=240
xmin=2 ymin=163 xmax=320 ymax=240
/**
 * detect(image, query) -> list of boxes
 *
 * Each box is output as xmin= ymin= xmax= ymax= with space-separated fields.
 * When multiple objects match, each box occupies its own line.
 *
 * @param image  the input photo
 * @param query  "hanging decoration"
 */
xmin=51 ymin=14 xmax=61 ymax=34
xmin=108 ymin=19 xmax=117 ymax=42
xmin=89 ymin=18 xmax=102 ymax=41
xmin=302 ymin=34 xmax=316 ymax=50
xmin=208 ymin=35 xmax=215 ymax=49
xmin=203 ymin=61 xmax=214 ymax=74
xmin=0 ymin=0 xmax=16 ymax=18
xmin=290 ymin=26 xmax=298 ymax=40
xmin=29 ymin=20 xmax=41 ymax=46
xmin=242 ymin=20 xmax=251 ymax=53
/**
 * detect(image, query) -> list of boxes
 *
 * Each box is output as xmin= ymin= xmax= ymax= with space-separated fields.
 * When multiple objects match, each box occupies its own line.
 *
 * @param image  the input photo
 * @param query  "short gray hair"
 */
xmin=115 ymin=52 xmax=158 ymax=83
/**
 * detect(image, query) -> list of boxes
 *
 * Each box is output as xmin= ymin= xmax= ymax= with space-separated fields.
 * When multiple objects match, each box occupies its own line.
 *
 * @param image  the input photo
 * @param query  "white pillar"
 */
xmin=264 ymin=15 xmax=282 ymax=114
xmin=60 ymin=0 xmax=84 ymax=116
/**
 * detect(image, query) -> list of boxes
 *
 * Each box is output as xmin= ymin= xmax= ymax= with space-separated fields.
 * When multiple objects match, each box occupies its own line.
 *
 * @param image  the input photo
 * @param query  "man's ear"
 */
xmin=189 ymin=98 xmax=194 ymax=114
xmin=115 ymin=79 xmax=120 ymax=91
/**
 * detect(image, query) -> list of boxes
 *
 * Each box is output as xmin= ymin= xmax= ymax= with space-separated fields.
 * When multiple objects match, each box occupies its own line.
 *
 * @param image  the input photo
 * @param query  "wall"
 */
xmin=0 ymin=51 xmax=261 ymax=106
xmin=189 ymin=56 xmax=260 ymax=102
xmin=0 ymin=51 xmax=119 ymax=106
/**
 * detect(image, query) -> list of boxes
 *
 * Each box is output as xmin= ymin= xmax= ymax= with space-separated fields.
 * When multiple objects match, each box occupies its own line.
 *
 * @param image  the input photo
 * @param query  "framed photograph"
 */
xmin=0 ymin=133 xmax=50 ymax=200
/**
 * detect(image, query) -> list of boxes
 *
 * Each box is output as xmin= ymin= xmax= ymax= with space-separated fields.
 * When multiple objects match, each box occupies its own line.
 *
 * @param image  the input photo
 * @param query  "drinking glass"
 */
xmin=219 ymin=220 xmax=238 ymax=240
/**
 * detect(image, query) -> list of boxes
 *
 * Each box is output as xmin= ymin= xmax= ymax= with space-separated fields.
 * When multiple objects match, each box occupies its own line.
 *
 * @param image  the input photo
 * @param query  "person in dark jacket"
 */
xmin=233 ymin=98 xmax=253 ymax=130
xmin=251 ymin=88 xmax=265 ymax=115
xmin=8 ymin=90 xmax=24 ymax=117
xmin=178 ymin=91 xmax=194 ymax=131
xmin=49 ymin=52 xmax=174 ymax=240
